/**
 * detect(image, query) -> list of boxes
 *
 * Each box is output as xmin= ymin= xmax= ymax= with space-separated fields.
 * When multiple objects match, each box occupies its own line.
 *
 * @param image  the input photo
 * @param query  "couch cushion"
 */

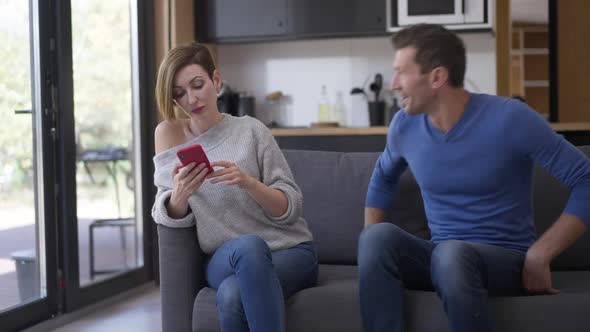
xmin=492 ymin=270 xmax=590 ymax=332
xmin=193 ymin=265 xmax=590 ymax=332
xmin=316 ymin=264 xmax=357 ymax=285
xmin=405 ymin=270 xmax=590 ymax=332
xmin=282 ymin=151 xmax=379 ymax=265
xmin=193 ymin=288 xmax=219 ymax=332
xmin=283 ymin=150 xmax=429 ymax=265
xmin=192 ymin=264 xmax=359 ymax=332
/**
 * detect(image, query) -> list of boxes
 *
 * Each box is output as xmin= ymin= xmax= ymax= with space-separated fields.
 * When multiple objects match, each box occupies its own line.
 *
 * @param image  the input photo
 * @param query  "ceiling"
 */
xmin=511 ymin=0 xmax=548 ymax=24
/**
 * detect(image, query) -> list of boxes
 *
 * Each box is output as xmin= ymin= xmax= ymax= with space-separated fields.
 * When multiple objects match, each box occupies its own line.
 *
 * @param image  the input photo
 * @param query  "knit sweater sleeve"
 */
xmin=253 ymin=120 xmax=303 ymax=225
xmin=151 ymin=152 xmax=196 ymax=228
xmin=366 ymin=111 xmax=408 ymax=209
xmin=507 ymin=99 xmax=590 ymax=226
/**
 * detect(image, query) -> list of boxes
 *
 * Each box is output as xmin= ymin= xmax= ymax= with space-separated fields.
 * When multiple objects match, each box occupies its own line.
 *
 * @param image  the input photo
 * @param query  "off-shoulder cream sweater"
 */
xmin=152 ymin=114 xmax=313 ymax=254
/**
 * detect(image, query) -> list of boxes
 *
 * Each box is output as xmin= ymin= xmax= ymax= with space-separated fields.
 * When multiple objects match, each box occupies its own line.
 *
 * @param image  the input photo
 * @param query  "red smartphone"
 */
xmin=176 ymin=144 xmax=214 ymax=174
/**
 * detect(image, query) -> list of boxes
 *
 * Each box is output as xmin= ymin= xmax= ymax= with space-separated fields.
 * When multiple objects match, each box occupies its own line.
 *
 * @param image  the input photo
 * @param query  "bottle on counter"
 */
xmin=318 ymin=85 xmax=331 ymax=122
xmin=333 ymin=90 xmax=346 ymax=127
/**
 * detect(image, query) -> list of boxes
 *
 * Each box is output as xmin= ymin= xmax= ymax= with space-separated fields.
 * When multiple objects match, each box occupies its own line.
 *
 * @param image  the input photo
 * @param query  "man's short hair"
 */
xmin=392 ymin=24 xmax=466 ymax=87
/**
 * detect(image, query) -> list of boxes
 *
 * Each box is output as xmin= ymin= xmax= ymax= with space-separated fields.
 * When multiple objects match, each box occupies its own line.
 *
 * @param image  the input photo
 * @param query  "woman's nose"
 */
xmin=186 ymin=90 xmax=199 ymax=104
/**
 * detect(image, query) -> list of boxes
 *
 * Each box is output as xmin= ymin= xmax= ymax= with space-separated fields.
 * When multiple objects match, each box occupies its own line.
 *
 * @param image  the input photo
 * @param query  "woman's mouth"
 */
xmin=191 ymin=106 xmax=204 ymax=114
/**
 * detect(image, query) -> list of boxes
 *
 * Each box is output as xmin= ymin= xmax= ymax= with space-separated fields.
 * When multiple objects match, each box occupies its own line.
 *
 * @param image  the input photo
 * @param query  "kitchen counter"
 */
xmin=272 ymin=122 xmax=590 ymax=152
xmin=550 ymin=122 xmax=590 ymax=132
xmin=271 ymin=122 xmax=590 ymax=137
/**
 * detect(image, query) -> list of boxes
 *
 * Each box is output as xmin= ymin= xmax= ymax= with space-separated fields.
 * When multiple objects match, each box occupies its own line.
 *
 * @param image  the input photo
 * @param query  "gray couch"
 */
xmin=158 ymin=146 xmax=590 ymax=332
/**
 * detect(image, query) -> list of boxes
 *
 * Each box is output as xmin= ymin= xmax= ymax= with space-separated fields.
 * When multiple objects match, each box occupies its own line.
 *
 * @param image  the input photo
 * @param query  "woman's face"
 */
xmin=172 ymin=64 xmax=220 ymax=117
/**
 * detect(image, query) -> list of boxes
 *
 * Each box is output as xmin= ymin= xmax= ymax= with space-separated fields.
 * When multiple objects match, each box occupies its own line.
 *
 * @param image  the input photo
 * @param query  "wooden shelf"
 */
xmin=510 ymin=25 xmax=550 ymax=117
xmin=551 ymin=122 xmax=590 ymax=132
xmin=524 ymin=80 xmax=549 ymax=87
xmin=512 ymin=48 xmax=549 ymax=56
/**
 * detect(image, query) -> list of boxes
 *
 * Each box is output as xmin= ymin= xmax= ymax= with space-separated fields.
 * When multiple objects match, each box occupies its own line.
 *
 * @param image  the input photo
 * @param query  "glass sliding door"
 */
xmin=0 ymin=0 xmax=58 ymax=330
xmin=58 ymin=0 xmax=152 ymax=311
xmin=0 ymin=0 xmax=154 ymax=327
xmin=0 ymin=0 xmax=43 ymax=310
xmin=70 ymin=0 xmax=143 ymax=287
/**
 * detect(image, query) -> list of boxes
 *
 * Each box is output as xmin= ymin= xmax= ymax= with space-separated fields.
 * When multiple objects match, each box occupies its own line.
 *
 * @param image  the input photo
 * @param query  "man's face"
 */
xmin=391 ymin=47 xmax=433 ymax=115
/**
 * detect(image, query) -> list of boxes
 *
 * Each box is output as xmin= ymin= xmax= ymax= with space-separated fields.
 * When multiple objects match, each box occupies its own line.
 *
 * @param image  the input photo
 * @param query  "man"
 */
xmin=357 ymin=23 xmax=590 ymax=332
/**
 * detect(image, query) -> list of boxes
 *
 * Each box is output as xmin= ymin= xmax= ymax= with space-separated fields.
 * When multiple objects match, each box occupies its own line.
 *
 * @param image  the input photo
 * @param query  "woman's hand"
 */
xmin=168 ymin=162 xmax=209 ymax=217
xmin=208 ymin=161 xmax=257 ymax=189
xmin=209 ymin=160 xmax=289 ymax=218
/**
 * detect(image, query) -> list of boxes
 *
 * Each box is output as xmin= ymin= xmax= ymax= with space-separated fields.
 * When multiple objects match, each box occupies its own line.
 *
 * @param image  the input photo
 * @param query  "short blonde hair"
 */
xmin=155 ymin=42 xmax=217 ymax=121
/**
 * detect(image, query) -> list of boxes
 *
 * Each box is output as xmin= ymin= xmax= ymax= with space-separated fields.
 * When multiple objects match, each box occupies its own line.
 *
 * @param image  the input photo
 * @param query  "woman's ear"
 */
xmin=213 ymin=70 xmax=222 ymax=93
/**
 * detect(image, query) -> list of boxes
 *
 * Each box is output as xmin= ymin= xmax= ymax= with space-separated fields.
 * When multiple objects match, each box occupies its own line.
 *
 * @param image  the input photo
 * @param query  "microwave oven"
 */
xmin=387 ymin=0 xmax=492 ymax=32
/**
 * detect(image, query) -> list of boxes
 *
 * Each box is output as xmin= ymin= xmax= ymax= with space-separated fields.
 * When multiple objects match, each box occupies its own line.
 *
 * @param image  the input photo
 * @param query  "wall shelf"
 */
xmin=524 ymin=80 xmax=549 ymax=87
xmin=510 ymin=24 xmax=549 ymax=115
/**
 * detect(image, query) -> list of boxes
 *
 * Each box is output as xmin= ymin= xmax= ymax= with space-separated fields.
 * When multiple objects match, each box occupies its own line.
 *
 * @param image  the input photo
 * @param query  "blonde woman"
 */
xmin=152 ymin=42 xmax=318 ymax=332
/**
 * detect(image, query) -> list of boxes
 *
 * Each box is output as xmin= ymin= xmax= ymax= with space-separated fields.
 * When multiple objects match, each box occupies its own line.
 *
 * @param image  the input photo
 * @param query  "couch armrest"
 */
xmin=158 ymin=224 xmax=205 ymax=332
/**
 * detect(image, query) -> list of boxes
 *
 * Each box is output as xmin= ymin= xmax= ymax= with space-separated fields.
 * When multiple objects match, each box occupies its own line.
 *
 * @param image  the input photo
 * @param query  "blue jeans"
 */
xmin=205 ymin=235 xmax=318 ymax=332
xmin=358 ymin=223 xmax=525 ymax=332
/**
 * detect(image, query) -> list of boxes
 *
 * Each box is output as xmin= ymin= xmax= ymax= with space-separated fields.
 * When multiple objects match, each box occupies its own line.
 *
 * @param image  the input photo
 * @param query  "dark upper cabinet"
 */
xmin=354 ymin=0 xmax=388 ymax=33
xmin=288 ymin=0 xmax=385 ymax=37
xmin=288 ymin=0 xmax=352 ymax=37
xmin=196 ymin=0 xmax=287 ymax=41
xmin=196 ymin=0 xmax=386 ymax=43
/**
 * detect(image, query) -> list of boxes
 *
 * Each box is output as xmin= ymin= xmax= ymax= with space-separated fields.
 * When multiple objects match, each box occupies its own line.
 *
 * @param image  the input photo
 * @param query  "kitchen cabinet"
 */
xmin=196 ymin=0 xmax=287 ymax=41
xmin=288 ymin=0 xmax=385 ymax=37
xmin=195 ymin=0 xmax=386 ymax=43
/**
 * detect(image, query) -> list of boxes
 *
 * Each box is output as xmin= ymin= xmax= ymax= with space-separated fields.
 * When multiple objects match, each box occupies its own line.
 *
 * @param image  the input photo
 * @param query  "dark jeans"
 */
xmin=358 ymin=223 xmax=525 ymax=332
xmin=205 ymin=235 xmax=318 ymax=332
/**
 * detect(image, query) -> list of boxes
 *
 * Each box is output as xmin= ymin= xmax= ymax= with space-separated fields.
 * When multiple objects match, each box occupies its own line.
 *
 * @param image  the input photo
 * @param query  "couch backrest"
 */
xmin=283 ymin=146 xmax=590 ymax=270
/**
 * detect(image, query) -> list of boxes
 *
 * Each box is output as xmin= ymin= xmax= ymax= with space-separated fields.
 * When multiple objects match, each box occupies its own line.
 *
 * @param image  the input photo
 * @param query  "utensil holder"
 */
xmin=368 ymin=101 xmax=385 ymax=126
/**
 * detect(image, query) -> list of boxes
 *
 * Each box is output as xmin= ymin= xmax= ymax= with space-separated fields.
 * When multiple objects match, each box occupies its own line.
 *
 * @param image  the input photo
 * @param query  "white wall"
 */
xmin=217 ymin=33 xmax=496 ymax=127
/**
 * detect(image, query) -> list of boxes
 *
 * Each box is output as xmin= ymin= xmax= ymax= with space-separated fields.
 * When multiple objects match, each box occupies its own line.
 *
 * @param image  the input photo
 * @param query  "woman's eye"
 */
xmin=192 ymin=84 xmax=203 ymax=90
xmin=173 ymin=91 xmax=184 ymax=99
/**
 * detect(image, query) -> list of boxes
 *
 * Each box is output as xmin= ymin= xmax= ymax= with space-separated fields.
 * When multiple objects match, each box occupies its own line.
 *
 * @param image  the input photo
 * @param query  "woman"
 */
xmin=152 ymin=42 xmax=317 ymax=332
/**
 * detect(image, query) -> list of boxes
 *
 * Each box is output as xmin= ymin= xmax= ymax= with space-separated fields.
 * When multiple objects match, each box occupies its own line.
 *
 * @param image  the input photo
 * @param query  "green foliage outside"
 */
xmin=71 ymin=0 xmax=132 ymax=150
xmin=0 ymin=0 xmax=133 ymax=209
xmin=0 ymin=0 xmax=34 ymax=199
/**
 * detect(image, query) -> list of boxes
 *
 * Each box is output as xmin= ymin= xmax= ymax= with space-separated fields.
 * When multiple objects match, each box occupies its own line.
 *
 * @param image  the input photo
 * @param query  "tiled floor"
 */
xmin=23 ymin=283 xmax=161 ymax=332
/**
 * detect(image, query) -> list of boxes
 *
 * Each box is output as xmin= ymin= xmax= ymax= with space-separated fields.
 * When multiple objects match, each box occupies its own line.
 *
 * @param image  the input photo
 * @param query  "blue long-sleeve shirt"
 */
xmin=366 ymin=93 xmax=590 ymax=252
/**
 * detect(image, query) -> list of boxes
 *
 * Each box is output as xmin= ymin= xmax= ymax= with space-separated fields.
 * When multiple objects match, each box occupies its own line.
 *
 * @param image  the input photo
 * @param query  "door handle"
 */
xmin=14 ymin=109 xmax=32 ymax=114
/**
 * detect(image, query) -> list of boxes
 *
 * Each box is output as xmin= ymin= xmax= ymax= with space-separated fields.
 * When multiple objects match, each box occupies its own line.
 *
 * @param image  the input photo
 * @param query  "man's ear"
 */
xmin=430 ymin=67 xmax=449 ymax=89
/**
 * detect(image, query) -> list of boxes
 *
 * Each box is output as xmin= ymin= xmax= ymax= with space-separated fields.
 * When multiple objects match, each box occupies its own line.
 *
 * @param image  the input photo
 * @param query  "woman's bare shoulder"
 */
xmin=154 ymin=120 xmax=187 ymax=154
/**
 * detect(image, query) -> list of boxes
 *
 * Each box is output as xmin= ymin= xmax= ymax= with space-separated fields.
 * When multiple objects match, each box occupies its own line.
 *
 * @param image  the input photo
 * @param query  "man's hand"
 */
xmin=522 ymin=213 xmax=587 ymax=295
xmin=522 ymin=248 xmax=559 ymax=295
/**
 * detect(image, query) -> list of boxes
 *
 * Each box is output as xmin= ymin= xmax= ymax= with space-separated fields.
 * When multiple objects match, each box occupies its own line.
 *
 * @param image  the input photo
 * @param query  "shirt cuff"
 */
xmin=267 ymin=183 xmax=302 ymax=224
xmin=152 ymin=190 xmax=195 ymax=228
